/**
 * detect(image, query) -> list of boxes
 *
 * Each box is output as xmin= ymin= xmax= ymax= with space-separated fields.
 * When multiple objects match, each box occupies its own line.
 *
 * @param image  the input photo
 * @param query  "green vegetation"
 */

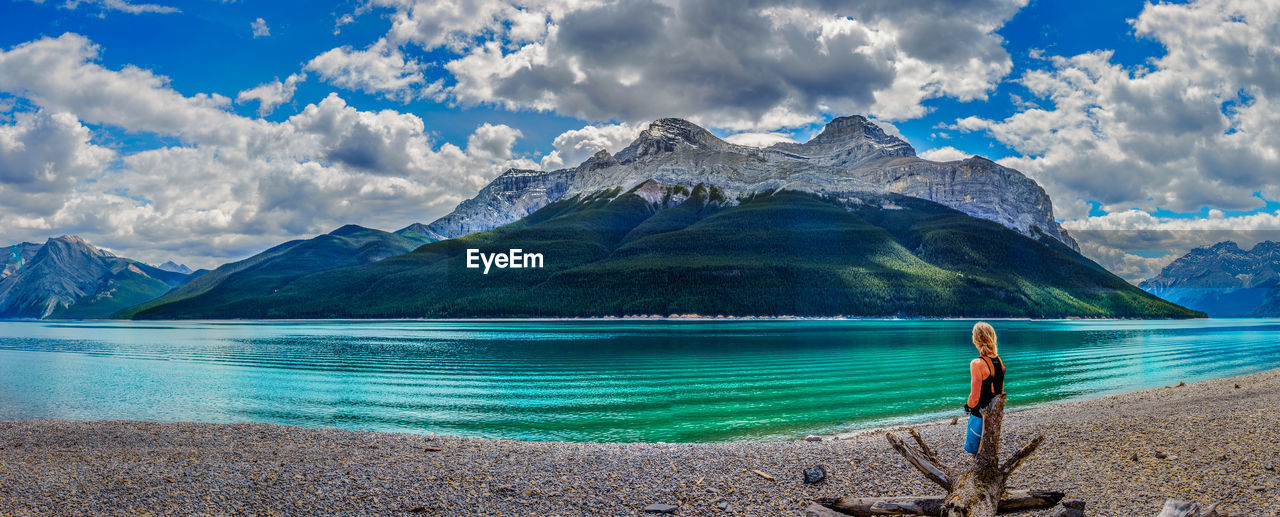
xmin=52 ymin=262 xmax=187 ymax=319
xmin=119 ymin=225 xmax=430 ymax=319
xmin=130 ymin=188 xmax=1202 ymax=319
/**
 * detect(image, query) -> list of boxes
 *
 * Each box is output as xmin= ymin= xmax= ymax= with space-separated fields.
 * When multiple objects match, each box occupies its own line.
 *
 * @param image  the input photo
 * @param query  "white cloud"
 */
xmin=538 ymin=122 xmax=643 ymax=169
xmin=937 ymin=0 xmax=1280 ymax=280
xmin=383 ymin=0 xmax=1028 ymax=131
xmin=305 ymin=39 xmax=442 ymax=102
xmin=950 ymin=0 xmax=1280 ymax=218
xmin=0 ymin=33 xmax=260 ymax=147
xmin=918 ymin=146 xmax=971 ymax=162
xmin=0 ymin=109 xmax=114 ymax=216
xmin=333 ymin=13 xmax=355 ymax=35
xmin=376 ymin=0 xmax=580 ymax=51
xmin=0 ymin=33 xmax=539 ymax=268
xmin=722 ymin=131 xmax=796 ymax=148
xmin=235 ymin=73 xmax=305 ymax=116
xmin=1064 ymin=209 xmax=1280 ymax=282
xmin=251 ymin=18 xmax=271 ymax=38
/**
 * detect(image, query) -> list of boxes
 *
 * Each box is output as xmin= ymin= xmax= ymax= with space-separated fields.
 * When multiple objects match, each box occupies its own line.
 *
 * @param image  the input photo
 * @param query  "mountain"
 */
xmin=1139 ymin=241 xmax=1280 ymax=317
xmin=134 ymin=184 xmax=1197 ymax=319
xmin=155 ymin=261 xmax=193 ymax=274
xmin=0 ymin=236 xmax=189 ymax=319
xmin=395 ymin=164 xmax=578 ymax=242
xmin=119 ymin=224 xmax=431 ymax=319
xmin=400 ymin=116 xmax=1078 ymax=251
xmin=130 ymin=115 xmax=1195 ymax=319
xmin=2 ymin=242 xmax=42 ymax=279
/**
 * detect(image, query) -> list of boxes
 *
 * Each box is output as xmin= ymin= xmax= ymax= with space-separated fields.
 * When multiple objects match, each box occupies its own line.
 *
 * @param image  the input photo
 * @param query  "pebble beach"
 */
xmin=1 ymin=369 xmax=1278 ymax=516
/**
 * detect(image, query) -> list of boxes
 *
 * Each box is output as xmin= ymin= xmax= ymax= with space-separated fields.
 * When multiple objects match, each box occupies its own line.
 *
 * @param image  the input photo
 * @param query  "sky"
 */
xmin=2 ymin=0 xmax=1280 ymax=281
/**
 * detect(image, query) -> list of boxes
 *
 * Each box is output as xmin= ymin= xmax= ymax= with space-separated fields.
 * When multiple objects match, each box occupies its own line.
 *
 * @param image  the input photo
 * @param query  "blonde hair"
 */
xmin=972 ymin=321 xmax=998 ymax=357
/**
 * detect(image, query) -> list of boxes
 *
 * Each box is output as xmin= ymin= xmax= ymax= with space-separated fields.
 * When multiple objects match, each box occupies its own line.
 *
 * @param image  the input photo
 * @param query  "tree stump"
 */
xmin=817 ymin=394 xmax=1053 ymax=517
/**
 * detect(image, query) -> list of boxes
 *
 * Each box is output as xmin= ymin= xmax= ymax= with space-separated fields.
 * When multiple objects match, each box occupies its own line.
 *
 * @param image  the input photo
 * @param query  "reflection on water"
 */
xmin=1 ymin=319 xmax=1277 ymax=442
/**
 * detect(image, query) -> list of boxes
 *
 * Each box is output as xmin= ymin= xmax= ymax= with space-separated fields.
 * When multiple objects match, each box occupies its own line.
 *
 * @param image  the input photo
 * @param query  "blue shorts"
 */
xmin=964 ymin=414 xmax=983 ymax=454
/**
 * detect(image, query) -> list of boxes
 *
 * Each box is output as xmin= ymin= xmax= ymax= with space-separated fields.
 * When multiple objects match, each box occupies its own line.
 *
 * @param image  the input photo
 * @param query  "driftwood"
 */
xmin=814 ymin=490 xmax=1065 ymax=516
xmin=819 ymin=394 xmax=1053 ymax=517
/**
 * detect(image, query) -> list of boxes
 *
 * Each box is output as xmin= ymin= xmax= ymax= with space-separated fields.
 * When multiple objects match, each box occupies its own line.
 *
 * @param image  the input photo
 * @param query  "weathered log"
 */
xmin=939 ymin=395 xmax=1008 ymax=517
xmin=851 ymin=395 xmax=1049 ymax=517
xmin=886 ymin=431 xmax=952 ymax=490
xmin=816 ymin=489 xmax=1064 ymax=516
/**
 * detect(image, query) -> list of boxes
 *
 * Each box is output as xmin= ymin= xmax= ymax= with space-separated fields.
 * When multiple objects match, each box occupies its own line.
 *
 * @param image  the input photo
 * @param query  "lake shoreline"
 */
xmin=2 ymin=368 xmax=1276 ymax=515
xmin=94 ymin=314 xmax=1211 ymax=321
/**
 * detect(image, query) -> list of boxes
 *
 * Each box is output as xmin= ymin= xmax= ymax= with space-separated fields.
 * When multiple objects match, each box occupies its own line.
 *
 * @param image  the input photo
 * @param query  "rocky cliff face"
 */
xmin=766 ymin=115 xmax=915 ymax=168
xmin=1142 ymin=241 xmax=1280 ymax=291
xmin=0 ymin=236 xmax=189 ymax=318
xmin=1139 ymin=241 xmax=1280 ymax=316
xmin=402 ymin=116 xmax=1078 ymax=250
xmin=2 ymin=242 xmax=41 ymax=279
xmin=398 ymin=167 xmax=577 ymax=241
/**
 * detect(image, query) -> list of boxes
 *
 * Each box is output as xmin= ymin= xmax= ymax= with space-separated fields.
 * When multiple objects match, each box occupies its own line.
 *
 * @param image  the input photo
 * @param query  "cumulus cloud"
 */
xmin=360 ymin=0 xmax=1026 ymax=130
xmin=0 ymin=109 xmax=114 ymax=216
xmin=951 ymin=0 xmax=1280 ymax=219
xmin=236 ymin=73 xmax=305 ymax=116
xmin=0 ymin=33 xmax=260 ymax=147
xmin=305 ymin=39 xmax=442 ymax=103
xmin=376 ymin=0 xmax=567 ymax=50
xmin=933 ymin=0 xmax=1280 ymax=281
xmin=537 ymin=122 xmax=643 ymax=170
xmin=918 ymin=146 xmax=971 ymax=162
xmin=0 ymin=33 xmax=536 ymax=268
xmin=251 ymin=18 xmax=271 ymax=38
xmin=1064 ymin=209 xmax=1280 ymax=282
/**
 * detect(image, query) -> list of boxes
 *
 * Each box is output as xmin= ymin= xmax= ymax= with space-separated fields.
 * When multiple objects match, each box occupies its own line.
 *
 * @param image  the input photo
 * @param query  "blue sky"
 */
xmin=2 ymin=0 xmax=1279 ymax=280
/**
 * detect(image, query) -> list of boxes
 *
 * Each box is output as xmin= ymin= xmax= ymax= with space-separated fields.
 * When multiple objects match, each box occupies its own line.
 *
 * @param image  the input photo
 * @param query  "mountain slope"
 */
xmin=0 ymin=236 xmax=188 ymax=319
xmin=397 ymin=167 xmax=576 ymax=241
xmin=135 ymin=187 xmax=1197 ymax=319
xmin=401 ymin=116 xmax=1078 ymax=251
xmin=2 ymin=242 xmax=41 ymax=279
xmin=1140 ymin=241 xmax=1280 ymax=316
xmin=121 ymin=225 xmax=431 ymax=319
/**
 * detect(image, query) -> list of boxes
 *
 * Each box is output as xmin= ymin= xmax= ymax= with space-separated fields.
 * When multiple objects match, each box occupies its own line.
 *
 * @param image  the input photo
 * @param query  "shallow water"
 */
xmin=0 ymin=319 xmax=1277 ymax=442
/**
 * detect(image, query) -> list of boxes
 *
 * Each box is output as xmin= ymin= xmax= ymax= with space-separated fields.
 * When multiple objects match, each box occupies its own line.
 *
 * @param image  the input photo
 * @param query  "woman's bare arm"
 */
xmin=966 ymin=358 xmax=986 ymax=408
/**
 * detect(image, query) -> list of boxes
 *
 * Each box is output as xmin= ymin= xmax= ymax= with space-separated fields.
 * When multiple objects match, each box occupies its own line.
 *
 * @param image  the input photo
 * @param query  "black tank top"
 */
xmin=976 ymin=356 xmax=1005 ymax=411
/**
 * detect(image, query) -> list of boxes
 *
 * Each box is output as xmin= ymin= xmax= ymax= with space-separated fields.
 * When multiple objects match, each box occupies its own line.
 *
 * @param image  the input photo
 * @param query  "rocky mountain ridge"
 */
xmin=1140 ymin=240 xmax=1280 ymax=316
xmin=155 ymin=261 xmax=193 ymax=274
xmin=402 ymin=116 xmax=1077 ymax=250
xmin=0 ymin=236 xmax=189 ymax=318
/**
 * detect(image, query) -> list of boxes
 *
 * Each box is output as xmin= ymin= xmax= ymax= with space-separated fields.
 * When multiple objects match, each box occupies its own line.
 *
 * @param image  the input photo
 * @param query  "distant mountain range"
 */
xmin=123 ymin=116 xmax=1194 ymax=319
xmin=118 ymin=224 xmax=431 ymax=319
xmin=0 ymin=237 xmax=190 ymax=318
xmin=1140 ymin=241 xmax=1280 ymax=317
xmin=2 ymin=115 xmax=1206 ymax=319
xmin=155 ymin=261 xmax=193 ymax=275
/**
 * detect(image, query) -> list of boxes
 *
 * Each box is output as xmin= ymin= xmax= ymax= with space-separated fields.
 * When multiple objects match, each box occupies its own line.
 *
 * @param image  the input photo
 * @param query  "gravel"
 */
xmin=1 ymin=369 xmax=1277 ymax=516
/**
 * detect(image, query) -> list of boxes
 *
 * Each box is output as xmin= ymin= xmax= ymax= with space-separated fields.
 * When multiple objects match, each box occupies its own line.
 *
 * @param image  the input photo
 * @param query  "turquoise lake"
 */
xmin=0 ymin=319 xmax=1277 ymax=442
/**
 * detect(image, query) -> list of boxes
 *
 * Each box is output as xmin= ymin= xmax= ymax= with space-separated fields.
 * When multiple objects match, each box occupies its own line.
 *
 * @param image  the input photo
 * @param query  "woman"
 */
xmin=962 ymin=321 xmax=1004 ymax=455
